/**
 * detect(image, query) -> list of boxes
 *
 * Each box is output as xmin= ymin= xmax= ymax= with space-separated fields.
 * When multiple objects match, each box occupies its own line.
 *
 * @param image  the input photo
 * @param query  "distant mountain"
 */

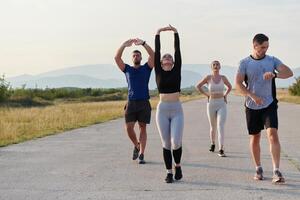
xmin=9 ymin=75 xmax=126 ymax=89
xmin=6 ymin=64 xmax=299 ymax=89
xmin=36 ymin=64 xmax=121 ymax=79
xmin=7 ymin=64 xmax=125 ymax=89
xmin=8 ymin=74 xmax=35 ymax=86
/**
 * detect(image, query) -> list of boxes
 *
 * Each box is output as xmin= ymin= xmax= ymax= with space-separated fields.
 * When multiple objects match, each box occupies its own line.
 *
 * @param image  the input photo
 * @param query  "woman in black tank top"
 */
xmin=154 ymin=25 xmax=184 ymax=183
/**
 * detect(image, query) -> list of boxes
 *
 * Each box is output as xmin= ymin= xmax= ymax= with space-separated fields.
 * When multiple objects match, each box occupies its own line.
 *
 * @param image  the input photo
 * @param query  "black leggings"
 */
xmin=163 ymin=147 xmax=182 ymax=170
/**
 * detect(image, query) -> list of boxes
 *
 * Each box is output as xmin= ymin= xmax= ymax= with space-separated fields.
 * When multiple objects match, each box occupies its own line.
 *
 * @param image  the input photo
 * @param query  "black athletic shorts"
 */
xmin=124 ymin=100 xmax=151 ymax=124
xmin=245 ymin=101 xmax=278 ymax=135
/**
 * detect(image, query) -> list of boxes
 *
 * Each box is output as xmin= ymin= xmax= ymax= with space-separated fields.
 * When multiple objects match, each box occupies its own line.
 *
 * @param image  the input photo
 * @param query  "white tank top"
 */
xmin=208 ymin=76 xmax=225 ymax=95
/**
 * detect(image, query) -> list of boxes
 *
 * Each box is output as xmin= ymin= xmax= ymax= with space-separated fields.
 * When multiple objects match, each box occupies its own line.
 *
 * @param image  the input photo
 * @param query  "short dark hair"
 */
xmin=132 ymin=50 xmax=141 ymax=55
xmin=253 ymin=33 xmax=269 ymax=44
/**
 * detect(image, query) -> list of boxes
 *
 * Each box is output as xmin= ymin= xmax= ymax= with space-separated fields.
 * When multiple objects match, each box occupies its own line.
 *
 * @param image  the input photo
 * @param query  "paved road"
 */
xmin=0 ymin=96 xmax=299 ymax=200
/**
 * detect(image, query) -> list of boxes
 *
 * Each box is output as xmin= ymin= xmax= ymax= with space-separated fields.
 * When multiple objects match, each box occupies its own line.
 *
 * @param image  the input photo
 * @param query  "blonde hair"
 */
xmin=210 ymin=60 xmax=221 ymax=68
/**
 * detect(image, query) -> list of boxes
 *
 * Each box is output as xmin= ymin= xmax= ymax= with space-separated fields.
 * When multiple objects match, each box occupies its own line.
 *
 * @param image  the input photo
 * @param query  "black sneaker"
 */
xmin=138 ymin=153 xmax=146 ymax=164
xmin=165 ymin=173 xmax=174 ymax=183
xmin=132 ymin=145 xmax=139 ymax=160
xmin=272 ymin=170 xmax=285 ymax=184
xmin=218 ymin=149 xmax=226 ymax=157
xmin=254 ymin=167 xmax=264 ymax=180
xmin=209 ymin=144 xmax=215 ymax=152
xmin=174 ymin=166 xmax=183 ymax=180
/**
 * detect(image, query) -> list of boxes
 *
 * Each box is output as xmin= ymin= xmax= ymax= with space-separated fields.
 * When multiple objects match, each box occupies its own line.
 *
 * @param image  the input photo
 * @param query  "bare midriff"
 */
xmin=210 ymin=93 xmax=224 ymax=99
xmin=159 ymin=92 xmax=180 ymax=102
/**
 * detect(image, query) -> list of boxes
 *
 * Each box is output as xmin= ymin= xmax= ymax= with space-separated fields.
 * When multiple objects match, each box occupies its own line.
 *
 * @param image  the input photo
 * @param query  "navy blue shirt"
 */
xmin=123 ymin=63 xmax=152 ymax=100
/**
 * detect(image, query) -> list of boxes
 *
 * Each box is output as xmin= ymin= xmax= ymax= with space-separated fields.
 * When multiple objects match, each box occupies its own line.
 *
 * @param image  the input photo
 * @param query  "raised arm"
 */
xmin=155 ymin=28 xmax=165 ymax=68
xmin=134 ymin=38 xmax=155 ymax=68
xmin=155 ymin=25 xmax=181 ymax=68
xmin=114 ymin=39 xmax=134 ymax=71
xmin=170 ymin=25 xmax=181 ymax=67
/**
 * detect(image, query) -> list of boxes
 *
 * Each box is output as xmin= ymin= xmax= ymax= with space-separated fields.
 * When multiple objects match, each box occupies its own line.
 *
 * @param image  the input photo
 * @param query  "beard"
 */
xmin=256 ymin=51 xmax=266 ymax=58
xmin=134 ymin=60 xmax=141 ymax=65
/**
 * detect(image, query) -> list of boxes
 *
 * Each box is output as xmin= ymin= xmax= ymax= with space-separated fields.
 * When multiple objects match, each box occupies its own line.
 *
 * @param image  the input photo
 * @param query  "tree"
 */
xmin=0 ymin=75 xmax=11 ymax=102
xmin=289 ymin=77 xmax=300 ymax=96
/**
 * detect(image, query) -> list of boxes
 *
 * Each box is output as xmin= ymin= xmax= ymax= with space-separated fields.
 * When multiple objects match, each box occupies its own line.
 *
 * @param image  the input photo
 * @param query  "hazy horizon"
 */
xmin=6 ymin=62 xmax=300 ymax=78
xmin=6 ymin=63 xmax=237 ymax=78
xmin=1 ymin=0 xmax=300 ymax=77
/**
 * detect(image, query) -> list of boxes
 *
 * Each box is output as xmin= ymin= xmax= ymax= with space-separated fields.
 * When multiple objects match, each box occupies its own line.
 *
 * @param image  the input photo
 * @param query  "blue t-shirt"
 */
xmin=238 ymin=55 xmax=282 ymax=110
xmin=123 ymin=63 xmax=152 ymax=101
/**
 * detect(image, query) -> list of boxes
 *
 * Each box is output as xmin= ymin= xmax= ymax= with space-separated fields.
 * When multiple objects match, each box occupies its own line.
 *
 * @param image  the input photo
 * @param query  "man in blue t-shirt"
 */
xmin=114 ymin=38 xmax=154 ymax=164
xmin=236 ymin=33 xmax=293 ymax=184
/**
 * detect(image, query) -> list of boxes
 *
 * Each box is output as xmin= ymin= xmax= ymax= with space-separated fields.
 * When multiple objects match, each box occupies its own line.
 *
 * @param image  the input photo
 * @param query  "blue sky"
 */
xmin=1 ymin=0 xmax=299 ymax=77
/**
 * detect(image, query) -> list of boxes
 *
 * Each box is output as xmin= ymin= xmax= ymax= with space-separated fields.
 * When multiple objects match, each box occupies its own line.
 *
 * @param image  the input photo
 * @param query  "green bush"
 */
xmin=0 ymin=75 xmax=11 ymax=102
xmin=181 ymin=86 xmax=198 ymax=96
xmin=1 ymin=84 xmax=203 ymax=106
xmin=289 ymin=77 xmax=300 ymax=96
xmin=5 ymin=87 xmax=129 ymax=104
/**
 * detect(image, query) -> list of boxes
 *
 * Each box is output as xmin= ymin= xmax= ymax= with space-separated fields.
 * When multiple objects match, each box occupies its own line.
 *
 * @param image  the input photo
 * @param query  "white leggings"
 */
xmin=207 ymin=98 xmax=227 ymax=149
xmin=156 ymin=101 xmax=184 ymax=150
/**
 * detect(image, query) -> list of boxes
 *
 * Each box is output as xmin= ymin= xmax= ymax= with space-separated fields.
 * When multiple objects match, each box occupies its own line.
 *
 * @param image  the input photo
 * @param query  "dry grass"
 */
xmin=0 ymin=95 xmax=202 ymax=147
xmin=277 ymin=89 xmax=300 ymax=104
xmin=0 ymin=101 xmax=126 ymax=147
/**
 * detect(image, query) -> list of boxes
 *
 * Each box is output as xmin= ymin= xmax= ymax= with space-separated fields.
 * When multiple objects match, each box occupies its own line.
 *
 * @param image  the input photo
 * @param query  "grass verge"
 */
xmin=277 ymin=89 xmax=300 ymax=104
xmin=0 ymin=95 xmax=202 ymax=147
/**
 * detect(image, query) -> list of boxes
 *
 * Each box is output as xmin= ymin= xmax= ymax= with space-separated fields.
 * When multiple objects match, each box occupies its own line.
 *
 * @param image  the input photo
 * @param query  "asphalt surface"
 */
xmin=0 ymin=95 xmax=299 ymax=200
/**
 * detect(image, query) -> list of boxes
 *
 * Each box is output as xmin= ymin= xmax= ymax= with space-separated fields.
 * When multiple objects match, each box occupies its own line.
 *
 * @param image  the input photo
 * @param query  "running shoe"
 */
xmin=138 ymin=153 xmax=146 ymax=164
xmin=272 ymin=170 xmax=285 ymax=184
xmin=174 ymin=166 xmax=183 ymax=180
xmin=218 ymin=149 xmax=226 ymax=157
xmin=254 ymin=167 xmax=264 ymax=180
xmin=132 ymin=145 xmax=139 ymax=160
xmin=209 ymin=144 xmax=215 ymax=152
xmin=165 ymin=173 xmax=174 ymax=183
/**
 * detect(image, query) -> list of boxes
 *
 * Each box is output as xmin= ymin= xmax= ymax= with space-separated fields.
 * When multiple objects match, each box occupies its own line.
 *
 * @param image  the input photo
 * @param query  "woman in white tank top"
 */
xmin=195 ymin=60 xmax=232 ymax=157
